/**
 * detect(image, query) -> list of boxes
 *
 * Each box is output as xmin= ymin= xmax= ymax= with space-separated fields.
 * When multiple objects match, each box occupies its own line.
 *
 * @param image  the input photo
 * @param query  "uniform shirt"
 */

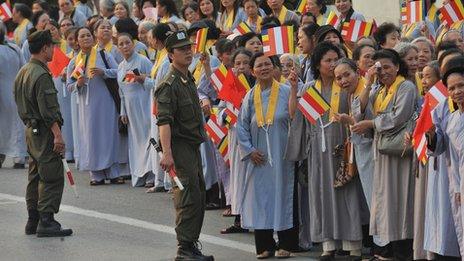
xmin=154 ymin=66 xmax=206 ymax=145
xmin=14 ymin=59 xmax=63 ymax=128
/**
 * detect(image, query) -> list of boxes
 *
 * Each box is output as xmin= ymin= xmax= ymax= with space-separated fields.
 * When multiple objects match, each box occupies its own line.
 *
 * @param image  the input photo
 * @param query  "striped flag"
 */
xmin=341 ymin=19 xmax=375 ymax=42
xmin=217 ymin=136 xmax=230 ymax=166
xmin=224 ymin=104 xmax=239 ymax=126
xmin=232 ymin=22 xmax=253 ymax=35
xmin=0 ymin=2 xmax=12 ymax=22
xmin=205 ymin=114 xmax=228 ymax=145
xmin=401 ymin=0 xmax=425 ymax=24
xmin=210 ymin=63 xmax=228 ymax=92
xmin=262 ymin=26 xmax=294 ymax=56
xmin=298 ymin=86 xmax=330 ymax=124
xmin=439 ymin=0 xmax=464 ymax=26
xmin=237 ymin=73 xmax=251 ymax=92
xmin=194 ymin=28 xmax=208 ymax=53
xmin=71 ymin=61 xmax=85 ymax=81
xmin=427 ymin=81 xmax=448 ymax=108
xmin=296 ymin=0 xmax=308 ymax=14
xmin=123 ymin=71 xmax=136 ymax=83
xmin=325 ymin=11 xmax=339 ymax=26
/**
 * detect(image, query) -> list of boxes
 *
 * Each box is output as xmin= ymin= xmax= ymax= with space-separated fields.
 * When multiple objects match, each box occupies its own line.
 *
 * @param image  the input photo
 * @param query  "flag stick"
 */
xmin=62 ymin=159 xmax=79 ymax=198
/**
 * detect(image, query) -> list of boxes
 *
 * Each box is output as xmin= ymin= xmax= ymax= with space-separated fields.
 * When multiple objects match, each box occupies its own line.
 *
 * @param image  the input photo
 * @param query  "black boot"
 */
xmin=25 ymin=209 xmax=39 ymax=235
xmin=175 ymin=241 xmax=214 ymax=261
xmin=36 ymin=212 xmax=73 ymax=238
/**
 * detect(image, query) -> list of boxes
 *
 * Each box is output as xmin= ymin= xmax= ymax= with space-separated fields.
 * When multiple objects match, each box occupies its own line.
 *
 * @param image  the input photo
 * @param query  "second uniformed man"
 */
xmin=14 ymin=30 xmax=73 ymax=238
xmin=154 ymin=31 xmax=213 ymax=261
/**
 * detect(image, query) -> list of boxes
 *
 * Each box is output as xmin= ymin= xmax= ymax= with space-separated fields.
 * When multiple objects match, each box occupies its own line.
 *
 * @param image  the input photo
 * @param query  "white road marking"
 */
xmin=0 ymin=192 xmax=255 ymax=253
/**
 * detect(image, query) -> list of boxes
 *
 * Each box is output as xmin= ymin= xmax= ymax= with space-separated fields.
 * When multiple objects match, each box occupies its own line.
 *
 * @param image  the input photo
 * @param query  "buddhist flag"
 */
xmin=296 ymin=0 xmax=308 ymax=14
xmin=217 ymin=136 xmax=230 ymax=166
xmin=232 ymin=22 xmax=253 ymax=35
xmin=194 ymin=28 xmax=208 ymax=53
xmin=210 ymin=63 xmax=228 ymax=92
xmin=341 ymin=19 xmax=375 ymax=42
xmin=123 ymin=71 xmax=136 ymax=83
xmin=427 ymin=81 xmax=448 ymax=108
xmin=0 ymin=2 xmax=12 ymax=22
xmin=48 ymin=46 xmax=71 ymax=78
xmin=262 ymin=26 xmax=294 ymax=56
xmin=237 ymin=73 xmax=251 ymax=92
xmin=439 ymin=0 xmax=464 ymax=26
xmin=325 ymin=11 xmax=339 ymax=26
xmin=205 ymin=114 xmax=228 ymax=145
xmin=224 ymin=104 xmax=239 ymax=126
xmin=401 ymin=0 xmax=425 ymax=24
xmin=71 ymin=60 xmax=84 ymax=81
xmin=298 ymin=86 xmax=330 ymax=124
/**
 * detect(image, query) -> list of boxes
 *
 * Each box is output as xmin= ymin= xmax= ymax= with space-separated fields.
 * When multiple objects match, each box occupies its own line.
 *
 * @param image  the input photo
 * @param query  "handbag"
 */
xmin=333 ymin=139 xmax=358 ymax=188
xmin=99 ymin=50 xmax=127 ymax=135
xmin=377 ymin=119 xmax=414 ymax=156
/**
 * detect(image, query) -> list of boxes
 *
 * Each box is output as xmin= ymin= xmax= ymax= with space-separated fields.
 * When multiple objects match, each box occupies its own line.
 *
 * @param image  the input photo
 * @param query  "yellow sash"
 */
xmin=317 ymin=15 xmax=324 ymax=25
xmin=160 ymin=16 xmax=169 ymax=23
xmin=415 ymin=72 xmax=424 ymax=96
xmin=225 ymin=9 xmax=234 ymax=31
xmin=277 ymin=6 xmax=288 ymax=24
xmin=103 ymin=42 xmax=113 ymax=53
xmin=254 ymin=80 xmax=280 ymax=127
xmin=373 ymin=76 xmax=405 ymax=114
xmin=59 ymin=38 xmax=68 ymax=54
xmin=315 ymin=79 xmax=341 ymax=120
xmin=449 ymin=97 xmax=457 ymax=113
xmin=14 ymin=19 xmax=30 ymax=45
xmin=150 ymin=48 xmax=167 ymax=79
xmin=75 ymin=46 xmax=98 ymax=78
xmin=353 ymin=77 xmax=365 ymax=98
xmin=247 ymin=16 xmax=262 ymax=32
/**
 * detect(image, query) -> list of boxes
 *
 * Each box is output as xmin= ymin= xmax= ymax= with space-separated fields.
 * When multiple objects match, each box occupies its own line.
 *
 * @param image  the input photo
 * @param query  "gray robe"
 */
xmin=53 ymin=76 xmax=74 ymax=161
xmin=237 ymin=83 xmax=294 ymax=231
xmin=66 ymin=50 xmax=120 ymax=171
xmin=0 ymin=43 xmax=27 ymax=158
xmin=286 ymin=80 xmax=365 ymax=242
xmin=117 ymin=52 xmax=154 ymax=186
xmin=369 ymin=80 xmax=417 ymax=242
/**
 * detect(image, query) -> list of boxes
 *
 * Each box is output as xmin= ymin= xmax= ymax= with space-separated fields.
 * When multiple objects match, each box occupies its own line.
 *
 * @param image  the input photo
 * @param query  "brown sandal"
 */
xmin=90 ymin=180 xmax=105 ymax=186
xmin=110 ymin=177 xmax=125 ymax=184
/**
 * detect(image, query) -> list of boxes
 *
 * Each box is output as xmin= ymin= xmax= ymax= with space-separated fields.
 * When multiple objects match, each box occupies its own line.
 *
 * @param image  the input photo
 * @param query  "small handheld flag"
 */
xmin=210 ymin=63 xmax=228 ymax=92
xmin=71 ymin=64 xmax=84 ymax=81
xmin=205 ymin=114 xmax=228 ymax=145
xmin=298 ymin=86 xmax=331 ymax=124
xmin=427 ymin=81 xmax=448 ymax=107
xmin=194 ymin=28 xmax=209 ymax=53
xmin=0 ymin=2 xmax=12 ymax=22
xmin=325 ymin=11 xmax=339 ymax=26
xmin=296 ymin=0 xmax=308 ymax=14
xmin=341 ymin=19 xmax=375 ymax=42
xmin=439 ymin=0 xmax=464 ymax=26
xmin=48 ymin=47 xmax=71 ymax=78
xmin=224 ymin=104 xmax=239 ymax=126
xmin=232 ymin=22 xmax=253 ymax=35
xmin=123 ymin=71 xmax=136 ymax=83
xmin=62 ymin=159 xmax=78 ymax=198
xmin=262 ymin=26 xmax=294 ymax=56
xmin=217 ymin=136 xmax=230 ymax=166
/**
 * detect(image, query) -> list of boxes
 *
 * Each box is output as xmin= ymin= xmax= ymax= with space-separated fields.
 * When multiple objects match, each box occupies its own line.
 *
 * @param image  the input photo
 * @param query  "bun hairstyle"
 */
xmin=372 ymin=48 xmax=409 ymax=78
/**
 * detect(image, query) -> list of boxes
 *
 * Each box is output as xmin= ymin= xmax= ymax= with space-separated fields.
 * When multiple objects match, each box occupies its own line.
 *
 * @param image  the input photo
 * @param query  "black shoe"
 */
xmin=25 ymin=209 xmax=39 ymax=235
xmin=340 ymin=256 xmax=362 ymax=261
xmin=319 ymin=252 xmax=335 ymax=261
xmin=36 ymin=212 xmax=73 ymax=238
xmin=13 ymin=163 xmax=25 ymax=169
xmin=205 ymin=202 xmax=220 ymax=210
xmin=175 ymin=241 xmax=214 ymax=261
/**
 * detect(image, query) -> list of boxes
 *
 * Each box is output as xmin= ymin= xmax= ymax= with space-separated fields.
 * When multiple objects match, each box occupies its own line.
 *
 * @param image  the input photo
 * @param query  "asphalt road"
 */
xmin=0 ymin=158 xmax=321 ymax=261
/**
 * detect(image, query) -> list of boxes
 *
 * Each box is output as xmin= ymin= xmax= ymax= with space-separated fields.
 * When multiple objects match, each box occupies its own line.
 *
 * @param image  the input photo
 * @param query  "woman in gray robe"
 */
xmin=67 ymin=27 xmax=123 ymax=185
xmin=287 ymin=42 xmax=365 ymax=259
xmin=354 ymin=49 xmax=417 ymax=259
xmin=117 ymin=33 xmax=155 ymax=187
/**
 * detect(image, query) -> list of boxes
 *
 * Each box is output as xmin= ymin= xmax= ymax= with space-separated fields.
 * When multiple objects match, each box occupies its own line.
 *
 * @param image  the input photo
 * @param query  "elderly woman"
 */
xmin=394 ymin=42 xmax=420 ymax=94
xmin=218 ymin=0 xmax=246 ymax=34
xmin=67 ymin=27 xmax=123 ymax=185
xmin=116 ymin=33 xmax=155 ymax=187
xmin=58 ymin=0 xmax=87 ymax=27
xmin=138 ymin=21 xmax=156 ymax=62
xmin=412 ymin=37 xmax=435 ymax=72
xmin=352 ymin=44 xmax=376 ymax=77
xmin=114 ymin=1 xmax=130 ymax=21
xmin=21 ymin=10 xmax=50 ymax=62
xmin=266 ymin=0 xmax=299 ymax=25
xmin=298 ymin=23 xmax=319 ymax=85
xmin=181 ymin=2 xmax=200 ymax=26
xmin=373 ymin=23 xmax=401 ymax=50
xmin=355 ymin=49 xmax=417 ymax=260
xmin=237 ymin=52 xmax=297 ymax=259
xmin=287 ymin=42 xmax=365 ymax=260
xmin=12 ymin=3 xmax=33 ymax=47
xmin=157 ymin=0 xmax=184 ymax=24
xmin=307 ymin=0 xmax=329 ymax=25
xmin=94 ymin=19 xmax=123 ymax=63
xmin=99 ymin=0 xmax=118 ymax=24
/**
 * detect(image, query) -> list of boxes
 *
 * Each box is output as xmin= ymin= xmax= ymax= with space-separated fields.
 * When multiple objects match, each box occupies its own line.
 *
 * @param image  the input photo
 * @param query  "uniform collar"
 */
xmin=171 ymin=65 xmax=194 ymax=84
xmin=30 ymin=58 xmax=51 ymax=73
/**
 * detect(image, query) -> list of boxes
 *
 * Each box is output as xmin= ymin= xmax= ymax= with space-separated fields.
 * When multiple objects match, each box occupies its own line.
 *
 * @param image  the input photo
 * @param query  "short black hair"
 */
xmin=438 ymin=48 xmax=464 ymax=67
xmin=250 ymin=51 xmax=275 ymax=69
xmin=29 ymin=31 xmax=54 ymax=54
xmin=14 ymin=3 xmax=32 ymax=20
xmin=157 ymin=0 xmax=180 ymax=17
xmin=32 ymin=0 xmax=50 ymax=13
xmin=311 ymin=41 xmax=341 ymax=80
xmin=151 ymin=22 xmax=172 ymax=43
xmin=215 ymin=38 xmax=235 ymax=55
xmin=237 ymin=32 xmax=261 ymax=48
xmin=181 ymin=2 xmax=199 ymax=20
xmin=115 ymin=18 xmax=139 ymax=40
xmin=373 ymin=22 xmax=400 ymax=47
xmin=442 ymin=56 xmax=464 ymax=86
xmin=373 ymin=49 xmax=409 ymax=78
xmin=261 ymin=16 xmax=281 ymax=31
xmin=353 ymin=44 xmax=376 ymax=62
xmin=300 ymin=22 xmax=319 ymax=40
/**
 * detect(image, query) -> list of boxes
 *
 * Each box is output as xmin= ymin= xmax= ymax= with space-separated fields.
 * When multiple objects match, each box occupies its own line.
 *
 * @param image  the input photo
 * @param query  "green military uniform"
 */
xmin=155 ymin=65 xmax=207 ymax=243
xmin=14 ymin=53 xmax=64 ymax=214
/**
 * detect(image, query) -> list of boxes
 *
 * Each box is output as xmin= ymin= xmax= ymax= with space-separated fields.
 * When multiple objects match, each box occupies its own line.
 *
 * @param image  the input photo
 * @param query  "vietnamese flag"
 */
xmin=218 ymin=70 xmax=250 ymax=109
xmin=48 ymin=46 xmax=71 ymax=78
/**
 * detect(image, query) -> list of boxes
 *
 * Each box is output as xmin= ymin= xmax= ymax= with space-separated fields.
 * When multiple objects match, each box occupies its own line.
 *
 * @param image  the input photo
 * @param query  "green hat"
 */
xmin=28 ymin=30 xmax=60 ymax=45
xmin=165 ymin=31 xmax=192 ymax=50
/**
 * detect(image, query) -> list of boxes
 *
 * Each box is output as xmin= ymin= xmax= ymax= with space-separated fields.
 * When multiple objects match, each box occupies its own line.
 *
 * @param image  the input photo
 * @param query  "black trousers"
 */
xmin=434 ymin=255 xmax=461 ymax=261
xmin=253 ymin=172 xmax=299 ymax=254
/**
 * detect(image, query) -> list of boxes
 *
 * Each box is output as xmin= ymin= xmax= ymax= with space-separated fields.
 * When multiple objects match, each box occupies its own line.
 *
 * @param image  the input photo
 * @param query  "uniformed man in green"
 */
xmin=14 ymin=30 xmax=73 ymax=238
xmin=154 ymin=31 xmax=213 ymax=261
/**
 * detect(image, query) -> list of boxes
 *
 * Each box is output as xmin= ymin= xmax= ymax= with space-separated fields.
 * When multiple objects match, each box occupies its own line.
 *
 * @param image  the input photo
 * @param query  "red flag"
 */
xmin=427 ymin=81 xmax=448 ymax=108
xmin=412 ymin=94 xmax=434 ymax=164
xmin=0 ymin=2 xmax=12 ymax=22
xmin=48 ymin=47 xmax=71 ymax=78
xmin=218 ymin=70 xmax=250 ymax=109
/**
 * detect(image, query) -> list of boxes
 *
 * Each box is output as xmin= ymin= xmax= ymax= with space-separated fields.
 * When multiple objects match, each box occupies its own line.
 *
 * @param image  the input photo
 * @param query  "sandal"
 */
xmin=220 ymin=225 xmax=249 ymax=234
xmin=256 ymin=251 xmax=274 ymax=259
xmin=275 ymin=249 xmax=295 ymax=259
xmin=110 ymin=177 xmax=125 ymax=184
xmin=144 ymin=182 xmax=154 ymax=188
xmin=90 ymin=180 xmax=105 ymax=186
xmin=222 ymin=207 xmax=233 ymax=217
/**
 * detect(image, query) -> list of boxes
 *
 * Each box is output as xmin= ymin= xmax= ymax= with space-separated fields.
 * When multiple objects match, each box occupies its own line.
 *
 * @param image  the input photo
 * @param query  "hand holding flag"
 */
xmin=148 ymin=138 xmax=184 ymax=190
xmin=298 ymin=86 xmax=331 ymax=124
xmin=194 ymin=28 xmax=209 ymax=53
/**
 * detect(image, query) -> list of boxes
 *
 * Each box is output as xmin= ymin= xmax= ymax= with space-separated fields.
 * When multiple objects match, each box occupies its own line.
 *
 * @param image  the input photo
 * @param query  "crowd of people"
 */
xmin=1 ymin=0 xmax=464 ymax=260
